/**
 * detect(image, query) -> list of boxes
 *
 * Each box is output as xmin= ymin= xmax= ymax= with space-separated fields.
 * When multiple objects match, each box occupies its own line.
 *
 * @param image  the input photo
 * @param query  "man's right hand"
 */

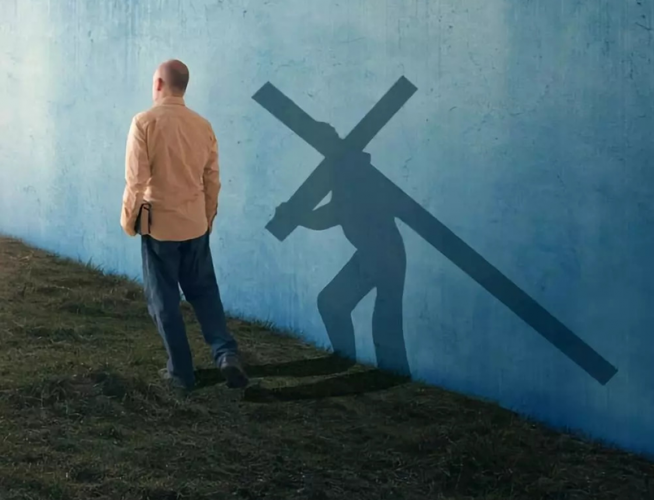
xmin=207 ymin=212 xmax=217 ymax=235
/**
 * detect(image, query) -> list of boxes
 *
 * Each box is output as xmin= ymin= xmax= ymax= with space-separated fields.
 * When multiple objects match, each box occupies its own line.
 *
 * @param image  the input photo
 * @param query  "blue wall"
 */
xmin=1 ymin=0 xmax=653 ymax=457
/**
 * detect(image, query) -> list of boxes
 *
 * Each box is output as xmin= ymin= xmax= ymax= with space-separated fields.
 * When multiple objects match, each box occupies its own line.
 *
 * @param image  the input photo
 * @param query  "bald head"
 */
xmin=152 ymin=59 xmax=190 ymax=101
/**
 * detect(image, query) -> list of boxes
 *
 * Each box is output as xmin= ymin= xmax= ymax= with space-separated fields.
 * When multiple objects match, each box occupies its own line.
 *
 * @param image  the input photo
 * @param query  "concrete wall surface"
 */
xmin=1 ymin=0 xmax=653 ymax=457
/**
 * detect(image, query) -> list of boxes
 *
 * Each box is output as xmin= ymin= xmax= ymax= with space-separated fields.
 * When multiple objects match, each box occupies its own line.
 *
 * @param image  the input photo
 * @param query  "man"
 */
xmin=120 ymin=59 xmax=248 ymax=391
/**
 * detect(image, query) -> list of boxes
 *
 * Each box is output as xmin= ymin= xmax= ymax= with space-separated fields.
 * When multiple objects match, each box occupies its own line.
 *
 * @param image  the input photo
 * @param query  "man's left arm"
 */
xmin=120 ymin=116 xmax=151 ymax=237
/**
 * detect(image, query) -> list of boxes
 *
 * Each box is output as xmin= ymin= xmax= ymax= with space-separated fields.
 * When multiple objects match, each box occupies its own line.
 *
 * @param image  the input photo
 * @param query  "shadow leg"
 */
xmin=370 ymin=243 xmax=410 ymax=377
xmin=372 ymin=283 xmax=410 ymax=377
xmin=317 ymin=252 xmax=374 ymax=361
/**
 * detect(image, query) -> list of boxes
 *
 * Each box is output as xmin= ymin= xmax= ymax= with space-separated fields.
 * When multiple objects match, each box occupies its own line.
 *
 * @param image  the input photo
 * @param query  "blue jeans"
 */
xmin=141 ymin=231 xmax=238 ymax=387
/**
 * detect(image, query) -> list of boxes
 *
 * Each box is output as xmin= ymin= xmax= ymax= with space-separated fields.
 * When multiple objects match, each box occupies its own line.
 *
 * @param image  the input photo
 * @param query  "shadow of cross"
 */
xmin=252 ymin=76 xmax=618 ymax=385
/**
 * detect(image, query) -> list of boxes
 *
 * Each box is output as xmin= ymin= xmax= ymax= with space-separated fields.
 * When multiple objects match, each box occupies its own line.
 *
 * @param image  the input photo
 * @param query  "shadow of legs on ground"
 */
xmin=194 ymin=354 xmax=409 ymax=401
xmin=242 ymin=369 xmax=410 ymax=402
xmin=194 ymin=354 xmax=356 ymax=389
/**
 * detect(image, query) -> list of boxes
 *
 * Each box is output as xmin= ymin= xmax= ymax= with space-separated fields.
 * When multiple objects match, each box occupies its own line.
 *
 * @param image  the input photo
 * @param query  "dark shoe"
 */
xmin=218 ymin=354 xmax=249 ymax=389
xmin=159 ymin=368 xmax=193 ymax=393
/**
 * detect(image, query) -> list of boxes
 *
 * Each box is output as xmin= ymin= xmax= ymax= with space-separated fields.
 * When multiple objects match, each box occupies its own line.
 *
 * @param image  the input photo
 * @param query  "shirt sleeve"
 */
xmin=203 ymin=127 xmax=221 ymax=231
xmin=120 ymin=116 xmax=151 ymax=237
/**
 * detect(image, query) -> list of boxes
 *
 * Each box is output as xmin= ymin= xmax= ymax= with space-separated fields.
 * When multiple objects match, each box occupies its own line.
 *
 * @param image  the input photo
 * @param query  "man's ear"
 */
xmin=156 ymin=77 xmax=164 ymax=91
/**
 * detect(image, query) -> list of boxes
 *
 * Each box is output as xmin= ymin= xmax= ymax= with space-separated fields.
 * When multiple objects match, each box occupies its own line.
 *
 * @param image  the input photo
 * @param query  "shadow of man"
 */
xmin=276 ymin=124 xmax=411 ymax=377
xmin=253 ymin=78 xmax=617 ymax=386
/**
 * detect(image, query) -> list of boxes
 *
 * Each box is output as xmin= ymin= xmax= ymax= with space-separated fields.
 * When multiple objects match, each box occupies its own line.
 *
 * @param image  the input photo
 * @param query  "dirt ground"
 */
xmin=0 ymin=236 xmax=652 ymax=500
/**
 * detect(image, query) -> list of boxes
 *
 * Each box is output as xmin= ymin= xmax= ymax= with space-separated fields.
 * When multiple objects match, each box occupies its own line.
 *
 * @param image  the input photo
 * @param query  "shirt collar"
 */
xmin=154 ymin=96 xmax=186 ymax=107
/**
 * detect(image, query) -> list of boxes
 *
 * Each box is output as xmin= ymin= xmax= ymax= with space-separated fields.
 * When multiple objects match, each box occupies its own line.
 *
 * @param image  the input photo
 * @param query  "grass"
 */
xmin=0 ymin=236 xmax=652 ymax=500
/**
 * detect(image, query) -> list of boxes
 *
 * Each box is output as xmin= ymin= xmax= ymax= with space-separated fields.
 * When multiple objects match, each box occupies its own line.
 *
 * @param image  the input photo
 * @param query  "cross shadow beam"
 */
xmin=252 ymin=77 xmax=618 ymax=385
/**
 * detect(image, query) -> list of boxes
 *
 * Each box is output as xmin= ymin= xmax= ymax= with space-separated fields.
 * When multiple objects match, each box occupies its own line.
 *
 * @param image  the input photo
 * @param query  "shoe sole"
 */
xmin=221 ymin=365 xmax=249 ymax=389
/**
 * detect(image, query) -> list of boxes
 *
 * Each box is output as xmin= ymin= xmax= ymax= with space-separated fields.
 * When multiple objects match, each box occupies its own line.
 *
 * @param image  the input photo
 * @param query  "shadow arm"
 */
xmin=298 ymin=201 xmax=339 ymax=231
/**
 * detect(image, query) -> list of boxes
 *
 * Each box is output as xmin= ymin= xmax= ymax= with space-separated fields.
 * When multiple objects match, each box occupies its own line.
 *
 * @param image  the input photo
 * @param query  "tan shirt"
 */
xmin=120 ymin=96 xmax=220 ymax=242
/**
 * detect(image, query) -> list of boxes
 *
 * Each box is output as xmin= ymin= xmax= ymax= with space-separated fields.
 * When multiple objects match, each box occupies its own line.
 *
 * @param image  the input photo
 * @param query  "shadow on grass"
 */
xmin=195 ymin=355 xmax=410 ymax=402
xmin=243 ymin=369 xmax=410 ymax=402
